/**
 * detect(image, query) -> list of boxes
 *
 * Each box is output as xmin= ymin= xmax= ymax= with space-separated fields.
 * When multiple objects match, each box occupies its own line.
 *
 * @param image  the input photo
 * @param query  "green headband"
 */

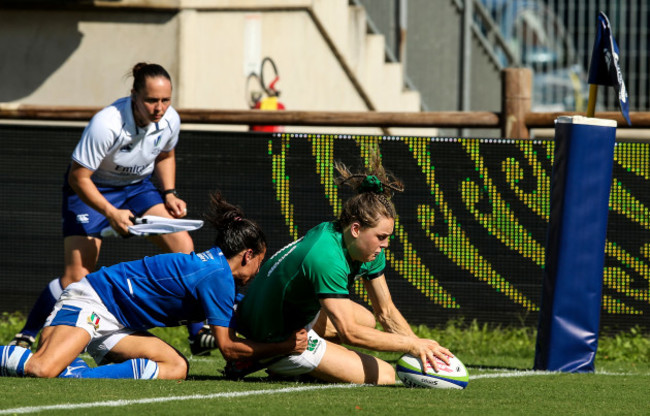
xmin=358 ymin=175 xmax=384 ymax=194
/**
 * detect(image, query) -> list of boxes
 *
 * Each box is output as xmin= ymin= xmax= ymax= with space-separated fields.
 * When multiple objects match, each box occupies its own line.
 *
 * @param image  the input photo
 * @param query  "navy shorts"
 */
xmin=61 ymin=177 xmax=164 ymax=238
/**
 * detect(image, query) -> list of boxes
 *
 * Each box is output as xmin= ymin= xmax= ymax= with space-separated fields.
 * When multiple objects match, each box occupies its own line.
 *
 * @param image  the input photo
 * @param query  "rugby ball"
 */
xmin=396 ymin=354 xmax=469 ymax=389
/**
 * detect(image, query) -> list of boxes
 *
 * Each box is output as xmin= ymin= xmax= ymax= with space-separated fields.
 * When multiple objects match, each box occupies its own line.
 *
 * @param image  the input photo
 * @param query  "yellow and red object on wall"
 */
xmin=251 ymin=96 xmax=285 ymax=132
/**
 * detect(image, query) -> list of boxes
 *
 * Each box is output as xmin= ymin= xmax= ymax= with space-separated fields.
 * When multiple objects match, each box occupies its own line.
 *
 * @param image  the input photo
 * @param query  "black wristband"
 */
xmin=163 ymin=189 xmax=178 ymax=197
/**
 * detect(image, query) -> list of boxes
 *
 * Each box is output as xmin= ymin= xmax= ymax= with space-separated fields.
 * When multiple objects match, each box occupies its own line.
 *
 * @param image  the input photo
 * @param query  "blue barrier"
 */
xmin=534 ymin=116 xmax=617 ymax=372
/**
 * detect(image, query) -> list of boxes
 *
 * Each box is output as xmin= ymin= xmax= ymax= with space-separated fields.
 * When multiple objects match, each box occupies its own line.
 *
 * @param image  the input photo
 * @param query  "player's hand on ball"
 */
xmin=396 ymin=353 xmax=469 ymax=389
xmin=410 ymin=338 xmax=453 ymax=373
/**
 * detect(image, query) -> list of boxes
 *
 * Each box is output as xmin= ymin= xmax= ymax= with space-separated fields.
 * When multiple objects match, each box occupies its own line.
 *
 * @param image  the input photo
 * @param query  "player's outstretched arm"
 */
xmin=323 ymin=278 xmax=453 ymax=371
xmin=363 ymin=275 xmax=453 ymax=370
xmin=362 ymin=274 xmax=416 ymax=337
xmin=365 ymin=276 xmax=454 ymax=370
xmin=211 ymin=326 xmax=307 ymax=361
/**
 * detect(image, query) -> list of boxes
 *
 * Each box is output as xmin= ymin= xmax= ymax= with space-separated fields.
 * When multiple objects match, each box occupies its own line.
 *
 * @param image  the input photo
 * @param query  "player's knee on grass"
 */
xmin=158 ymin=352 xmax=189 ymax=380
xmin=25 ymin=356 xmax=67 ymax=378
xmin=311 ymin=344 xmax=395 ymax=385
xmin=377 ymin=362 xmax=397 ymax=385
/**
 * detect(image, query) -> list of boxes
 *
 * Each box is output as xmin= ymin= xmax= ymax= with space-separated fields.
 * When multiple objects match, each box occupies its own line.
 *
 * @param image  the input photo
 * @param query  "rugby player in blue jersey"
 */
xmin=0 ymin=192 xmax=307 ymax=379
xmin=10 ymin=63 xmax=216 ymax=354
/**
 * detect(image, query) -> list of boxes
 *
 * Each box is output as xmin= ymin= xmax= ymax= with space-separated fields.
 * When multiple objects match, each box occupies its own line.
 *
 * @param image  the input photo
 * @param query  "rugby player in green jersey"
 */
xmin=235 ymin=150 xmax=453 ymax=385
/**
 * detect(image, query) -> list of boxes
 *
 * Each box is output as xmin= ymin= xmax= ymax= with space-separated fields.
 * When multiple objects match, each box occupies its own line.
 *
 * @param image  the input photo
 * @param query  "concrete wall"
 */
xmin=0 ymin=9 xmax=179 ymax=106
xmin=357 ymin=0 xmax=502 ymax=137
xmin=176 ymin=9 xmax=368 ymax=112
xmin=0 ymin=1 xmax=440 ymax=136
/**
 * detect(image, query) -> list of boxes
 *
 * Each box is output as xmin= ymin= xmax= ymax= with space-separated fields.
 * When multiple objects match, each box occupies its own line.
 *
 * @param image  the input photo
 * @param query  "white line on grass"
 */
xmin=3 ymin=371 xmax=645 ymax=414
xmin=470 ymin=370 xmax=557 ymax=379
xmin=0 ymin=384 xmax=361 ymax=415
xmin=469 ymin=369 xmax=643 ymax=379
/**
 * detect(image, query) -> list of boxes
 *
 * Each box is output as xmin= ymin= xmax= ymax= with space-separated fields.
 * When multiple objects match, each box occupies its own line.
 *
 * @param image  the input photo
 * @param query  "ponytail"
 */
xmin=131 ymin=62 xmax=171 ymax=94
xmin=204 ymin=191 xmax=266 ymax=258
xmin=335 ymin=148 xmax=404 ymax=228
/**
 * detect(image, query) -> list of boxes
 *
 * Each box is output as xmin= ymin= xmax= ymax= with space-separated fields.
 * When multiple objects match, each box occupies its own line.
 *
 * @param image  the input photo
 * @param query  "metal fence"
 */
xmin=356 ymin=0 xmax=648 ymax=113
xmin=546 ymin=0 xmax=649 ymax=112
xmin=482 ymin=0 xmax=649 ymax=112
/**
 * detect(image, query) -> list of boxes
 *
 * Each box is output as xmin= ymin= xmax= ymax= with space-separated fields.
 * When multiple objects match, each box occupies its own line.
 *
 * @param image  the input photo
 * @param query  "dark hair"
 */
xmin=204 ymin=191 xmax=266 ymax=259
xmin=335 ymin=147 xmax=404 ymax=229
xmin=131 ymin=62 xmax=171 ymax=94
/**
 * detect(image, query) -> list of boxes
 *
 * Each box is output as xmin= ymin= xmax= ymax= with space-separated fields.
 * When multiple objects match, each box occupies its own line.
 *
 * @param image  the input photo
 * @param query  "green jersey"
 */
xmin=237 ymin=221 xmax=385 ymax=342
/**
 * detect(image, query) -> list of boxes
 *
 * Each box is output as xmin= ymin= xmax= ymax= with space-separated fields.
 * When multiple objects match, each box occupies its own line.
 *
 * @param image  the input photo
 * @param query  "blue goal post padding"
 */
xmin=534 ymin=116 xmax=617 ymax=373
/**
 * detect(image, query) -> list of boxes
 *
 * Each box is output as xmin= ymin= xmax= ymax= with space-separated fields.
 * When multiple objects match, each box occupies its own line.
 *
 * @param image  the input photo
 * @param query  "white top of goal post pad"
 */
xmin=555 ymin=116 xmax=617 ymax=127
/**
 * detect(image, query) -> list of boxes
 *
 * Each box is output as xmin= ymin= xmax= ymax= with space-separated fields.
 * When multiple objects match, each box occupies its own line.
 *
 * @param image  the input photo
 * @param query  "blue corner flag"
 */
xmin=588 ymin=11 xmax=631 ymax=125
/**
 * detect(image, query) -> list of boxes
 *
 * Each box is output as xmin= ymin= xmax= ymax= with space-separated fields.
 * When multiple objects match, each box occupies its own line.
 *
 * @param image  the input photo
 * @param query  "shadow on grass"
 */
xmin=187 ymin=374 xmax=404 ymax=388
xmin=187 ymin=374 xmax=328 ymax=384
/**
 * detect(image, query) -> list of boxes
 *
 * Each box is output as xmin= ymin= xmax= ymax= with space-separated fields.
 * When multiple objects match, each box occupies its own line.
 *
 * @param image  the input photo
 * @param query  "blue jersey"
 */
xmin=86 ymin=247 xmax=236 ymax=331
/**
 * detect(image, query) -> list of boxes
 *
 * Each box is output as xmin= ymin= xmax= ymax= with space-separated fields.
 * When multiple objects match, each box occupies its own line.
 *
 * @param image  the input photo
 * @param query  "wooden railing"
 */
xmin=1 ymin=69 xmax=648 ymax=138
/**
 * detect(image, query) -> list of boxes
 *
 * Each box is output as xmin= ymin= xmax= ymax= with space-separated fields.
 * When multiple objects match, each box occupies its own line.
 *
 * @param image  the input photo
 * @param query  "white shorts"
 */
xmin=44 ymin=278 xmax=135 ymax=364
xmin=264 ymin=329 xmax=327 ymax=376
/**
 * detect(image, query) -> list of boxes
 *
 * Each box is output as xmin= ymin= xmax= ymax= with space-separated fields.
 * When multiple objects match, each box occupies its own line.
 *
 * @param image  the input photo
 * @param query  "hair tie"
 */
xmin=234 ymin=216 xmax=243 ymax=221
xmin=358 ymin=175 xmax=384 ymax=194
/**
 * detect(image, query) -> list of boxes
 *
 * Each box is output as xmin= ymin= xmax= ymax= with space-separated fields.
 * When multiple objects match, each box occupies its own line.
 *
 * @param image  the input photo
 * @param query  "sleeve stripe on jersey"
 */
xmin=366 ymin=270 xmax=384 ymax=280
xmin=318 ymin=293 xmax=350 ymax=299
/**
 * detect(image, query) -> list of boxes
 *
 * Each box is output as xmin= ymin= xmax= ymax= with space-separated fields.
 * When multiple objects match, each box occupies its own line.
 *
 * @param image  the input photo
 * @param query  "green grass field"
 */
xmin=1 ymin=313 xmax=649 ymax=415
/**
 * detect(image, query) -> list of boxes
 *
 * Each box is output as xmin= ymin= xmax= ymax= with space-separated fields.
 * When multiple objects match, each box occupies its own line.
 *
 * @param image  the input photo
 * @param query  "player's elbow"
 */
xmin=334 ymin=324 xmax=365 ymax=347
xmin=67 ymin=174 xmax=81 ymax=193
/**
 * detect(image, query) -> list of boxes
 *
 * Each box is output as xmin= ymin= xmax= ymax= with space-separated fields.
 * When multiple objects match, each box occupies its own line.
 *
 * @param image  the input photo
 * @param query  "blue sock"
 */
xmin=20 ymin=278 xmax=63 ymax=338
xmin=0 ymin=345 xmax=33 ymax=377
xmin=187 ymin=322 xmax=206 ymax=338
xmin=58 ymin=358 xmax=159 ymax=379
xmin=58 ymin=357 xmax=91 ymax=378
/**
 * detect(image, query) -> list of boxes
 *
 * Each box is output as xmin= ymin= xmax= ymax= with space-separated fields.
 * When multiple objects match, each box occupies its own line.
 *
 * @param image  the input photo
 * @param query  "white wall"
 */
xmin=0 ymin=1 xmax=434 ymax=136
xmin=0 ymin=9 xmax=179 ymax=106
